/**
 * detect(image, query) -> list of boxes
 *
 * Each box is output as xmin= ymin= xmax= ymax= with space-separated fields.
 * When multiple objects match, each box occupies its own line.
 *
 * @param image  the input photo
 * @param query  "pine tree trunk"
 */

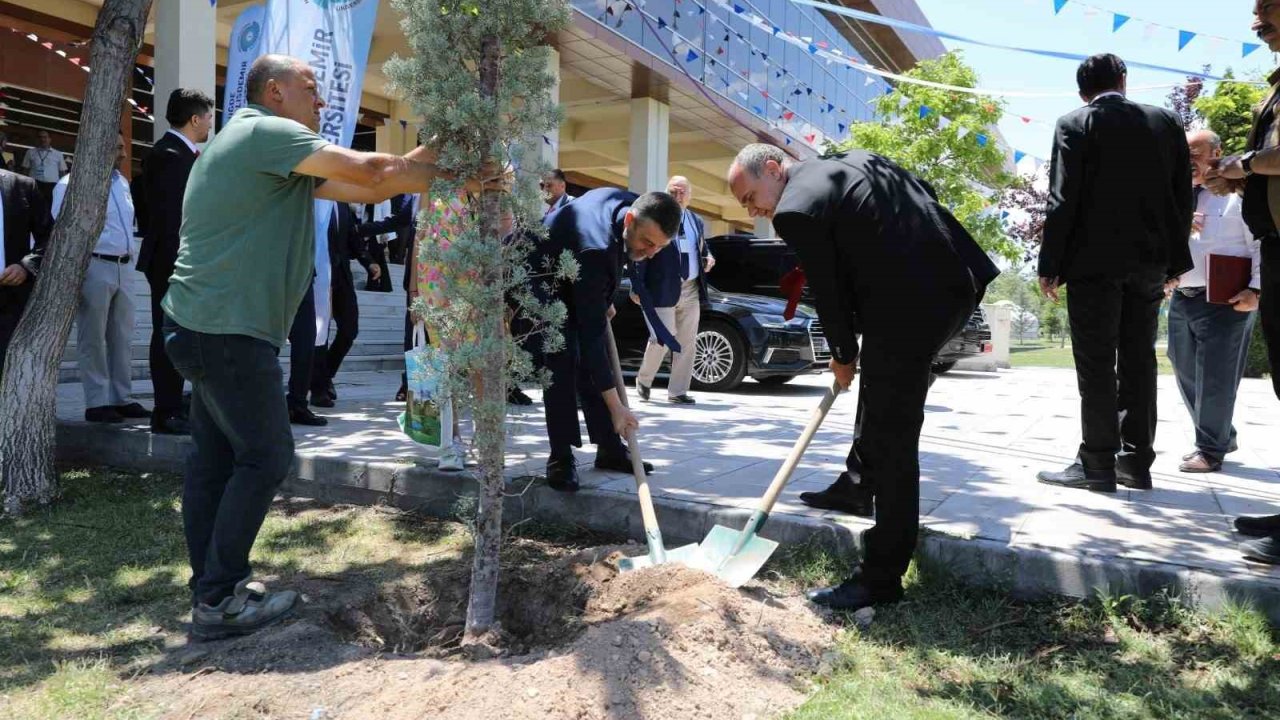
xmin=464 ymin=34 xmax=508 ymax=640
xmin=0 ymin=0 xmax=153 ymax=516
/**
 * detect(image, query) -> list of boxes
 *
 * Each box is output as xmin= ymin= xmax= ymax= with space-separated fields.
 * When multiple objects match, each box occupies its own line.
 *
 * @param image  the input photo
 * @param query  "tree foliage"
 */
xmin=834 ymin=52 xmax=1020 ymax=261
xmin=1166 ymin=68 xmax=1209 ymax=131
xmin=383 ymin=0 xmax=571 ymax=640
xmin=1196 ymin=69 xmax=1268 ymax=155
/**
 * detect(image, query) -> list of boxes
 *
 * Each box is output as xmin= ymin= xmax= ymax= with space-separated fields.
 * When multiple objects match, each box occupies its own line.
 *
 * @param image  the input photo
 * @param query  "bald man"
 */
xmin=163 ymin=54 xmax=490 ymax=640
xmin=1167 ymin=129 xmax=1261 ymax=474
xmin=631 ymin=175 xmax=715 ymax=403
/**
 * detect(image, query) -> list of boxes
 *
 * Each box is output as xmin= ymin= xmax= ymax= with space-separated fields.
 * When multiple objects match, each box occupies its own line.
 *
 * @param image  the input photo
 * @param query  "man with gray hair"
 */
xmin=728 ymin=143 xmax=998 ymax=611
xmin=1168 ymin=130 xmax=1261 ymax=473
xmin=162 ymin=54 xmax=492 ymax=640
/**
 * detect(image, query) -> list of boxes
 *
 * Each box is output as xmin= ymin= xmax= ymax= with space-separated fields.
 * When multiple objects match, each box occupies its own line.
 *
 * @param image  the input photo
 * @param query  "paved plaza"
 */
xmin=55 ymin=364 xmax=1280 ymax=613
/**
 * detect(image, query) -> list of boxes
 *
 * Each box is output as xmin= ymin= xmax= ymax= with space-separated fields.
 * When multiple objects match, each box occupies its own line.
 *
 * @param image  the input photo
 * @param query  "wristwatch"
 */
xmin=1241 ymin=150 xmax=1258 ymax=176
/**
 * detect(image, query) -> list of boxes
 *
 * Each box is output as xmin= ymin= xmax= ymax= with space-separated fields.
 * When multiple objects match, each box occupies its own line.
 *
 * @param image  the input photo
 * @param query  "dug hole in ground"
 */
xmin=129 ymin=541 xmax=846 ymax=719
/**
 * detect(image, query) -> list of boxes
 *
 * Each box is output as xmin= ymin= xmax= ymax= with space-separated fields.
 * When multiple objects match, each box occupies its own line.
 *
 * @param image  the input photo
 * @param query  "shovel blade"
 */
xmin=617 ymin=542 xmax=703 ymax=573
xmin=698 ymin=524 xmax=779 ymax=588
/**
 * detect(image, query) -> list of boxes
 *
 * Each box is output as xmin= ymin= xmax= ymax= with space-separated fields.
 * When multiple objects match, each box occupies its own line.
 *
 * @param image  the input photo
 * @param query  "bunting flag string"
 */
xmin=7 ymin=28 xmax=154 ymax=120
xmin=1053 ymin=0 xmax=1267 ymax=58
xmin=788 ymin=0 xmax=1260 ymax=80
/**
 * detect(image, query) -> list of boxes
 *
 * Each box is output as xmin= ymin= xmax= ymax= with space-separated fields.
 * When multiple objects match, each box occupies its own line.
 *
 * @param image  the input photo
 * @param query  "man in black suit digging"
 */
xmin=1036 ymin=54 xmax=1193 ymax=494
xmin=727 ymin=143 xmax=998 ymax=611
xmin=139 ymin=88 xmax=215 ymax=435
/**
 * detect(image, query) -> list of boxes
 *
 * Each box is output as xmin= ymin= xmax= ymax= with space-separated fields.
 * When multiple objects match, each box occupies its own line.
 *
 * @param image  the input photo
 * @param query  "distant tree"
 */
xmin=1043 ymin=309 xmax=1064 ymax=347
xmin=836 ymin=51 xmax=1021 ymax=261
xmin=1166 ymin=67 xmax=1210 ymax=131
xmin=1195 ymin=69 xmax=1267 ymax=154
xmin=998 ymin=171 xmax=1049 ymax=262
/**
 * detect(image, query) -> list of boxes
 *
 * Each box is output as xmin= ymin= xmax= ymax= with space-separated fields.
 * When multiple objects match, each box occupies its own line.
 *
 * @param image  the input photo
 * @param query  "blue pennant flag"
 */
xmin=827 ymin=103 xmax=835 ymax=112
xmin=784 ymin=137 xmax=792 ymax=145
xmin=772 ymin=25 xmax=782 ymax=36
xmin=808 ymin=43 xmax=819 ymax=54
xmin=976 ymin=133 xmax=989 ymax=147
xmin=1053 ymin=0 xmax=1068 ymax=14
xmin=733 ymin=3 xmax=746 ymax=13
xmin=1244 ymin=42 xmax=1263 ymax=57
xmin=1178 ymin=30 xmax=1196 ymax=51
xmin=838 ymin=123 xmax=846 ymax=133
xmin=1112 ymin=14 xmax=1129 ymax=32
xmin=753 ymin=105 xmax=764 ymax=115
xmin=884 ymin=86 xmax=894 ymax=95
xmin=1000 ymin=211 xmax=1010 ymax=220
xmin=657 ymin=17 xmax=667 ymax=30
xmin=686 ymin=49 xmax=699 ymax=63
xmin=1014 ymin=150 xmax=1027 ymax=163
xmin=918 ymin=104 xmax=931 ymax=119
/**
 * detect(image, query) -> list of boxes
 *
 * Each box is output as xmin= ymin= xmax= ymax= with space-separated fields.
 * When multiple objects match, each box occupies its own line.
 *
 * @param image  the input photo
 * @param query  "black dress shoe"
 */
xmin=799 ymin=472 xmax=874 ymax=517
xmin=1240 ymin=534 xmax=1280 ymax=565
xmin=85 ymin=406 xmax=124 ymax=423
xmin=326 ymin=381 xmax=337 ymax=401
xmin=637 ymin=383 xmax=651 ymax=401
xmin=546 ymin=458 xmax=580 ymax=492
xmin=151 ymin=414 xmax=191 ymax=436
xmin=112 ymin=402 xmax=152 ymax=419
xmin=669 ymin=394 xmax=696 ymax=405
xmin=507 ymin=388 xmax=534 ymax=406
xmin=1116 ymin=468 xmax=1153 ymax=490
xmin=806 ymin=576 xmax=904 ymax=611
xmin=1235 ymin=514 xmax=1280 ymax=538
xmin=595 ymin=452 xmax=654 ymax=475
xmin=395 ymin=386 xmax=407 ymax=402
xmin=289 ymin=406 xmax=328 ymax=426
xmin=1037 ymin=462 xmax=1117 ymax=493
xmin=310 ymin=391 xmax=335 ymax=409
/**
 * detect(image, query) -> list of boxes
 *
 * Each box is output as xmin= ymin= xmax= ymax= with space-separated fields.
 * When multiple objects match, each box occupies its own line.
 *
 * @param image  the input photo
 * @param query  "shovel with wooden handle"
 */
xmin=696 ymin=377 xmax=844 ymax=587
xmin=604 ymin=323 xmax=701 ymax=572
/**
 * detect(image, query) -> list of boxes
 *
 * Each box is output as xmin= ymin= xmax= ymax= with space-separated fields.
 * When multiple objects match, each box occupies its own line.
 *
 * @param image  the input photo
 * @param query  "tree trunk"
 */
xmin=0 ymin=0 xmax=153 ymax=516
xmin=464 ymin=34 xmax=508 ymax=640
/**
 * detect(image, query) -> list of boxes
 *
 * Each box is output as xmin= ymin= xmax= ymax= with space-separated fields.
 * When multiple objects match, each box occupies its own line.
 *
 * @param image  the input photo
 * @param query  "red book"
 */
xmin=1206 ymin=254 xmax=1253 ymax=304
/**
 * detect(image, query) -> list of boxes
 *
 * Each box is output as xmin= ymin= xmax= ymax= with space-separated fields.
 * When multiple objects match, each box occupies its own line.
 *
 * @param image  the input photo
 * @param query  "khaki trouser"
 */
xmin=77 ymin=257 xmax=136 ymax=408
xmin=637 ymin=280 xmax=701 ymax=397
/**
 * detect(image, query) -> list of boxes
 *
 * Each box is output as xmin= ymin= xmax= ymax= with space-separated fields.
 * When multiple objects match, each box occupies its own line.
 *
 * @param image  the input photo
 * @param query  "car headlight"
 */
xmin=756 ymin=314 xmax=808 ymax=330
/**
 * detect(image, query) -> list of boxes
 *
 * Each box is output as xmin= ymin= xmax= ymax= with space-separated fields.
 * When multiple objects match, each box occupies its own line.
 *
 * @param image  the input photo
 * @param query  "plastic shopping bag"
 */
xmin=398 ymin=324 xmax=453 ymax=447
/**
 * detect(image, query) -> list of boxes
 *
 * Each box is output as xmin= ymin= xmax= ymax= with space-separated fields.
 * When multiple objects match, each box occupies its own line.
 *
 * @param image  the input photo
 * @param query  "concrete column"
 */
xmin=628 ymin=96 xmax=669 ymax=193
xmin=152 ymin=0 xmax=216 ymax=140
xmin=753 ymin=216 xmax=773 ymax=238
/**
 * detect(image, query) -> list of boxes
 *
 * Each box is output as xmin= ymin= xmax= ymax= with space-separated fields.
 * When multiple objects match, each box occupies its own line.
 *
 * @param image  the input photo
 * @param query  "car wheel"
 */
xmin=756 ymin=375 xmax=796 ymax=386
xmin=930 ymin=360 xmax=957 ymax=375
xmin=691 ymin=319 xmax=748 ymax=392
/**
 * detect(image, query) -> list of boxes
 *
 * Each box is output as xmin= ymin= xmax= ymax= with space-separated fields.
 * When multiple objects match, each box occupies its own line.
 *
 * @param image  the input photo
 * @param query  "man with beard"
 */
xmin=533 ymin=188 xmax=683 ymax=491
xmin=1202 ymin=0 xmax=1280 ymax=564
xmin=727 ymin=144 xmax=998 ymax=610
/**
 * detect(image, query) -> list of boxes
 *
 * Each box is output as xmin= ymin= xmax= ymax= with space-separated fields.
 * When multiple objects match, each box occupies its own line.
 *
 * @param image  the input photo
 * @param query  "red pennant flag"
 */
xmin=69 ymin=57 xmax=80 ymax=66
xmin=779 ymin=267 xmax=806 ymax=320
xmin=1021 ymin=116 xmax=1032 ymax=124
xmin=805 ymin=133 xmax=816 ymax=143
xmin=782 ymin=110 xmax=795 ymax=120
xmin=41 ymin=42 xmax=53 ymax=49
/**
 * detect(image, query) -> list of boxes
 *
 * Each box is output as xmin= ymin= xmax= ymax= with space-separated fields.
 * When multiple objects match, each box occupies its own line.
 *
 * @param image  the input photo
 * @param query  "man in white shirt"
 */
xmin=1168 ymin=129 xmax=1262 ymax=473
xmin=22 ymin=130 xmax=67 ymax=207
xmin=52 ymin=133 xmax=149 ymax=423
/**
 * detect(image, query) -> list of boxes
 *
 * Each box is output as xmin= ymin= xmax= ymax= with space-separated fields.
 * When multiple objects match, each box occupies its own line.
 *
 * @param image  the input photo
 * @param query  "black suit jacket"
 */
xmin=1040 ymin=95 xmax=1194 ymax=282
xmin=0 ymin=169 xmax=52 ymax=307
xmin=772 ymin=151 xmax=999 ymax=364
xmin=138 ymin=131 xmax=198 ymax=280
xmin=328 ymin=204 xmax=368 ymax=266
xmin=358 ymin=193 xmax=417 ymax=290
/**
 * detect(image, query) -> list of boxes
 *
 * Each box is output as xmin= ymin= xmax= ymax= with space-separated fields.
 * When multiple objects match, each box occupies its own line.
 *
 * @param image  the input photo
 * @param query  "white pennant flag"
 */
xmin=1143 ymin=23 xmax=1159 ymax=40
xmin=938 ymin=116 xmax=952 ymax=129
xmin=956 ymin=127 xmax=970 ymax=141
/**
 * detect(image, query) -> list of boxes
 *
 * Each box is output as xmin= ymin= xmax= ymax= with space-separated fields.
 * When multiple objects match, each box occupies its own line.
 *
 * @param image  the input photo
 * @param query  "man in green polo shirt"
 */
xmin=162 ymin=54 xmax=467 ymax=641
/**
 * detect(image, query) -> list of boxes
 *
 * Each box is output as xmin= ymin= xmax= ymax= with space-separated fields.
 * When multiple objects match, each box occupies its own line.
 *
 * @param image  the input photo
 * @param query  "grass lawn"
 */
xmin=1010 ymin=340 xmax=1176 ymax=376
xmin=3 ymin=469 xmax=1278 ymax=719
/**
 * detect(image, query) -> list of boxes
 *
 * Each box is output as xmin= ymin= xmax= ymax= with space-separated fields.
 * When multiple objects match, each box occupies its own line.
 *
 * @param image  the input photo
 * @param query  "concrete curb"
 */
xmin=56 ymin=419 xmax=1280 ymax=624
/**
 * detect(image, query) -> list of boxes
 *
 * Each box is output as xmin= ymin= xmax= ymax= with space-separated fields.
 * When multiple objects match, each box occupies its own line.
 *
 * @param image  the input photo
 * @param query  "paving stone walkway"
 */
xmin=56 ymin=365 xmax=1280 ymax=610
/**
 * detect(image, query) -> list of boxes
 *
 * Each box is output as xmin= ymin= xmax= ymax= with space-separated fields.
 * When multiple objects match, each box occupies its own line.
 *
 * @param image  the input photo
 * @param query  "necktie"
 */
xmin=679 ymin=211 xmax=691 ymax=280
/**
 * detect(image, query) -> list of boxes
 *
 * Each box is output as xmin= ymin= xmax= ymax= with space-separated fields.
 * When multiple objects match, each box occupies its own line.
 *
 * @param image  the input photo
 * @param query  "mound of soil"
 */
xmin=127 ymin=544 xmax=837 ymax=719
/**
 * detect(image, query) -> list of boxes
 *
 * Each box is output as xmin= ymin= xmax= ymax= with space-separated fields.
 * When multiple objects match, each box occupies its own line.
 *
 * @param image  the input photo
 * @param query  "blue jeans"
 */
xmin=163 ymin=316 xmax=295 ymax=606
xmin=1167 ymin=291 xmax=1256 ymax=463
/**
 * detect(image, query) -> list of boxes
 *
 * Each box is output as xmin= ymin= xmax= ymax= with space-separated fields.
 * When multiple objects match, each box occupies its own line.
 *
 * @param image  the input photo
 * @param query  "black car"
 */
xmin=704 ymin=234 xmax=993 ymax=374
xmin=612 ymin=277 xmax=829 ymax=392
